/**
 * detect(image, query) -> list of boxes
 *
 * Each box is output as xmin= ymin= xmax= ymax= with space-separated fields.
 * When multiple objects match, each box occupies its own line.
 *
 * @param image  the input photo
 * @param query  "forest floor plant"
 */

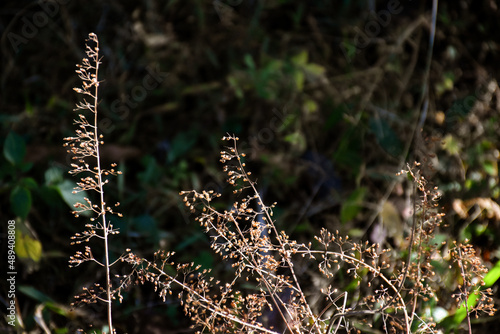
xmin=64 ymin=33 xmax=124 ymax=334
xmin=65 ymin=33 xmax=496 ymax=333
xmin=123 ymin=137 xmax=496 ymax=333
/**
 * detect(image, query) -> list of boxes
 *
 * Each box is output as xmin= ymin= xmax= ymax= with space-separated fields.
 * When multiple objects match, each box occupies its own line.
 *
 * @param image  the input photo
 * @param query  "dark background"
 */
xmin=1 ymin=0 xmax=500 ymax=332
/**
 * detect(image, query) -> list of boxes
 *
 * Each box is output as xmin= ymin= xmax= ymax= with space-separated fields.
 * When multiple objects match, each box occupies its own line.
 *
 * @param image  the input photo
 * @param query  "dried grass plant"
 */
xmin=123 ymin=136 xmax=496 ymax=333
xmin=65 ymin=34 xmax=496 ymax=334
xmin=64 ymin=33 xmax=124 ymax=334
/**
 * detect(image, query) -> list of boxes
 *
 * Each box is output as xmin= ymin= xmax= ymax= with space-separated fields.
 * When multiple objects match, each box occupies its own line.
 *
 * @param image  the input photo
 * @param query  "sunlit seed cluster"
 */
xmin=66 ymin=33 xmax=125 ymax=320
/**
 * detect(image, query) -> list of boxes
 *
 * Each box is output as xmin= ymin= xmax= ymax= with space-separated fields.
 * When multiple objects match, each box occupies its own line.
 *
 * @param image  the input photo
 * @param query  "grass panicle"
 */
xmin=64 ymin=33 xmax=127 ymax=334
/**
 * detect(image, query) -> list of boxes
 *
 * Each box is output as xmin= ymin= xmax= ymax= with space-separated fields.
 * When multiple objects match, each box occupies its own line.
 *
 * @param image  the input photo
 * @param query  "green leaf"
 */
xmin=4 ymin=131 xmax=26 ymax=165
xmin=441 ymin=134 xmax=461 ymax=155
xmin=293 ymin=70 xmax=305 ymax=91
xmin=244 ymin=54 xmax=256 ymax=70
xmin=19 ymin=161 xmax=33 ymax=173
xmin=303 ymin=99 xmax=318 ymax=113
xmin=340 ymin=187 xmax=367 ymax=223
xmin=20 ymin=285 xmax=70 ymax=317
xmin=302 ymin=63 xmax=325 ymax=77
xmin=55 ymin=180 xmax=92 ymax=217
xmin=45 ymin=167 xmax=64 ymax=185
xmin=483 ymin=260 xmax=500 ymax=287
xmin=25 ymin=99 xmax=34 ymax=115
xmin=447 ymin=260 xmax=500 ymax=326
xmin=15 ymin=229 xmax=42 ymax=262
xmin=291 ymin=50 xmax=308 ymax=66
xmin=10 ymin=185 xmax=31 ymax=219
xmin=227 ymin=75 xmax=244 ymax=99
xmin=483 ymin=160 xmax=497 ymax=176
xmin=339 ymin=41 xmax=357 ymax=62
xmin=19 ymin=285 xmax=54 ymax=303
xmin=21 ymin=177 xmax=38 ymax=189
xmin=435 ymin=71 xmax=455 ymax=97
xmin=345 ymin=276 xmax=362 ymax=293
xmin=369 ymin=118 xmax=403 ymax=157
xmin=278 ymin=114 xmax=296 ymax=132
xmin=452 ymin=293 xmax=479 ymax=325
xmin=284 ymin=131 xmax=306 ymax=154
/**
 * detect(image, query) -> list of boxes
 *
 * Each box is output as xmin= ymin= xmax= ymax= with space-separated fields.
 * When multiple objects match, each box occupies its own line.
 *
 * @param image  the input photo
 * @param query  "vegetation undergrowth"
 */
xmin=65 ymin=33 xmax=497 ymax=334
